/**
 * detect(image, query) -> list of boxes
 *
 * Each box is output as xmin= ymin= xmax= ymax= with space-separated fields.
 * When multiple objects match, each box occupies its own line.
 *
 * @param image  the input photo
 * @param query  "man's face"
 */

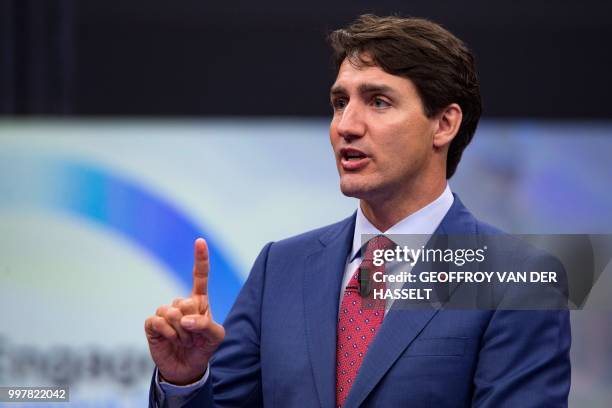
xmin=329 ymin=57 xmax=438 ymax=202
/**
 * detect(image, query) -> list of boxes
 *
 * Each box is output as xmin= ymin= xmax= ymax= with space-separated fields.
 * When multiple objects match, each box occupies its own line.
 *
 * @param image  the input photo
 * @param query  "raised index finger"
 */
xmin=192 ymin=237 xmax=210 ymax=295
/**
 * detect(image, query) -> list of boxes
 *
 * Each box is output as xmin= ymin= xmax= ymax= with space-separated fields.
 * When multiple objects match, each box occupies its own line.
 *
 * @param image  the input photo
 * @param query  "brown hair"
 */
xmin=329 ymin=14 xmax=482 ymax=179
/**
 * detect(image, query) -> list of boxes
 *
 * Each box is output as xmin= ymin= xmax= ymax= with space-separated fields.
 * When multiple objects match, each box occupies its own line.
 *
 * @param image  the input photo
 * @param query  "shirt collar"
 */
xmin=350 ymin=184 xmax=454 ymax=261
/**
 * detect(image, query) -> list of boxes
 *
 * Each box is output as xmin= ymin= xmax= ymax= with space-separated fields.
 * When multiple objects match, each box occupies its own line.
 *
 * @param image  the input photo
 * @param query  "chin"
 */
xmin=339 ymin=173 xmax=396 ymax=203
xmin=339 ymin=177 xmax=371 ymax=199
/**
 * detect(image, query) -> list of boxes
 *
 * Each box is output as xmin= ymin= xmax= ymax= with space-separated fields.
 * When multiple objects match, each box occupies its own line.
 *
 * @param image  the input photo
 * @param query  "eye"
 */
xmin=372 ymin=97 xmax=390 ymax=109
xmin=332 ymin=97 xmax=348 ymax=111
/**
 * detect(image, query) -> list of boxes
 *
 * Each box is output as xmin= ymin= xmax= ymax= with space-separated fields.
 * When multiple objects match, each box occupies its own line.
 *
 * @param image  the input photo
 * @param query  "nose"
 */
xmin=335 ymin=101 xmax=366 ymax=142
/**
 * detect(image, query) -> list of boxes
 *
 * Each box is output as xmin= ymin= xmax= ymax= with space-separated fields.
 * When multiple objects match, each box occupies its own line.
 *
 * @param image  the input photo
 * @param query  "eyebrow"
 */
xmin=330 ymin=83 xmax=397 ymax=98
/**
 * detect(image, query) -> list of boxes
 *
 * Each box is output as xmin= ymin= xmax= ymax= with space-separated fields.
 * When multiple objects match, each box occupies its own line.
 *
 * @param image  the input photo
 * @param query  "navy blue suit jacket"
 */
xmin=151 ymin=196 xmax=571 ymax=407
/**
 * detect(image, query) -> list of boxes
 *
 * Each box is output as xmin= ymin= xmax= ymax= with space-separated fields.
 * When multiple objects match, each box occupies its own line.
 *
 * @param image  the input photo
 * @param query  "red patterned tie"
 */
xmin=336 ymin=235 xmax=395 ymax=408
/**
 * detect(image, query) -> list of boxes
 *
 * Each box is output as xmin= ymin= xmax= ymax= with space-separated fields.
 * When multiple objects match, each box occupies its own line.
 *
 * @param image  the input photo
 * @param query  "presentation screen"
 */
xmin=1 ymin=120 xmax=611 ymax=406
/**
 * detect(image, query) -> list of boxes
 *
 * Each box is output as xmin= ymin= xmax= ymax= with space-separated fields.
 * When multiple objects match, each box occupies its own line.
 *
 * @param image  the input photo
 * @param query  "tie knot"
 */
xmin=362 ymin=235 xmax=396 ymax=261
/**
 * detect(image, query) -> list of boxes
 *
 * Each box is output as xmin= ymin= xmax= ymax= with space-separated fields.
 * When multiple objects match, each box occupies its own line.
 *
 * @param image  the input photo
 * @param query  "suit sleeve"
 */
xmin=471 ymin=253 xmax=572 ymax=407
xmin=149 ymin=242 xmax=273 ymax=408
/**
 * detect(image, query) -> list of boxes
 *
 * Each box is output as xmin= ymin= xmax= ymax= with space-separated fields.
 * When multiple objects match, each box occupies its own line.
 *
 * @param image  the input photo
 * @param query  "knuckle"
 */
xmin=166 ymin=307 xmax=183 ymax=321
xmin=167 ymin=328 xmax=178 ymax=340
xmin=179 ymin=298 xmax=196 ymax=312
xmin=156 ymin=305 xmax=169 ymax=316
xmin=153 ymin=319 xmax=177 ymax=340
xmin=151 ymin=316 xmax=163 ymax=330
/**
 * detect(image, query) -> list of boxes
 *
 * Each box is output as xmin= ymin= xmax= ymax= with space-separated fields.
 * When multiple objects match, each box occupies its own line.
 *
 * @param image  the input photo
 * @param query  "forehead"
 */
xmin=331 ymin=58 xmax=416 ymax=96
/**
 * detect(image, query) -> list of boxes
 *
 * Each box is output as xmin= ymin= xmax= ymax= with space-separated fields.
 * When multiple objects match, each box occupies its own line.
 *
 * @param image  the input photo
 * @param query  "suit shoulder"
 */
xmin=473 ymin=217 xmax=507 ymax=236
xmin=471 ymin=217 xmax=559 ymax=265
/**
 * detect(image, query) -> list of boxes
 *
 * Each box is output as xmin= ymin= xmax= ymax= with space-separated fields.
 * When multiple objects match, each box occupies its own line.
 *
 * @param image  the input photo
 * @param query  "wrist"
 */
xmin=158 ymin=367 xmax=208 ymax=386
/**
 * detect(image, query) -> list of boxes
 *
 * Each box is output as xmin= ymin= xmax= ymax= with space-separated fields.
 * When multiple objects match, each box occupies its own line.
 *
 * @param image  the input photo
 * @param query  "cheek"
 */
xmin=329 ymin=125 xmax=338 ymax=149
xmin=375 ymin=124 xmax=429 ymax=170
xmin=370 ymin=121 xmax=414 ymax=157
xmin=393 ymin=115 xmax=433 ymax=149
xmin=329 ymin=117 xmax=342 ymax=140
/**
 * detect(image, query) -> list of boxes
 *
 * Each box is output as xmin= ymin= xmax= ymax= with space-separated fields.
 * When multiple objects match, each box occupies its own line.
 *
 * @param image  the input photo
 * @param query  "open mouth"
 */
xmin=340 ymin=148 xmax=369 ymax=170
xmin=343 ymin=151 xmax=367 ymax=161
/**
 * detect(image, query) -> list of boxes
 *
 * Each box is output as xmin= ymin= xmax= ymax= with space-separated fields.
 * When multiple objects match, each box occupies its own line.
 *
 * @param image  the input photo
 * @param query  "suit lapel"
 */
xmin=438 ymin=195 xmax=479 ymax=299
xmin=343 ymin=195 xmax=478 ymax=408
xmin=303 ymin=215 xmax=356 ymax=408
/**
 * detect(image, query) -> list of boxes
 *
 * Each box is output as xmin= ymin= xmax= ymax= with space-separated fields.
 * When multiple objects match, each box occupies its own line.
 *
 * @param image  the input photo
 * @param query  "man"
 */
xmin=145 ymin=15 xmax=571 ymax=407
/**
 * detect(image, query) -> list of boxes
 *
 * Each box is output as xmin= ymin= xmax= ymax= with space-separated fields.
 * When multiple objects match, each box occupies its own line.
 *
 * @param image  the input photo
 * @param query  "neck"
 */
xmin=360 ymin=177 xmax=447 ymax=232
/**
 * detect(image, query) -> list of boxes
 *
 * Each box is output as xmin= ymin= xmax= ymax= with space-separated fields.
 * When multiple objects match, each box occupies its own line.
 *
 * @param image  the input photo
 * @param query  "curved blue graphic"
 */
xmin=0 ymin=154 xmax=242 ymax=321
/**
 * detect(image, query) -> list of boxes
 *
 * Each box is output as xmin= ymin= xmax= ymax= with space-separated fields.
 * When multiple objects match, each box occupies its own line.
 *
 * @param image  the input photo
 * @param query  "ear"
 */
xmin=433 ymin=103 xmax=462 ymax=149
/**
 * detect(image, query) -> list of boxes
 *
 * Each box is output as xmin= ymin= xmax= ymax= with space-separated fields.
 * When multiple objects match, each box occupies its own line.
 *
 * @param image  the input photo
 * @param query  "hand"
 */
xmin=145 ymin=238 xmax=225 ymax=385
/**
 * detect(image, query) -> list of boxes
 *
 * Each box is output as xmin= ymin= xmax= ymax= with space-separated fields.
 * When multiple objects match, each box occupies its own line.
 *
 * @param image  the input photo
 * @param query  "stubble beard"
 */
xmin=339 ymin=172 xmax=389 ymax=203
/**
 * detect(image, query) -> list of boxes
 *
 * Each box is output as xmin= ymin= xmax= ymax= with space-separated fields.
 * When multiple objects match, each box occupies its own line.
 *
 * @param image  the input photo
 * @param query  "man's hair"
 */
xmin=329 ymin=14 xmax=482 ymax=179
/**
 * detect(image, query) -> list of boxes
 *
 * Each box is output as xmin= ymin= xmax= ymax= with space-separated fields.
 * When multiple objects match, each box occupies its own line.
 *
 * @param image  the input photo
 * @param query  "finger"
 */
xmin=145 ymin=316 xmax=178 ymax=342
xmin=155 ymin=305 xmax=186 ymax=344
xmin=165 ymin=306 xmax=194 ymax=347
xmin=181 ymin=314 xmax=225 ymax=340
xmin=189 ymin=317 xmax=224 ymax=350
xmin=173 ymin=297 xmax=198 ymax=316
xmin=156 ymin=305 xmax=170 ymax=317
xmin=192 ymin=238 xmax=210 ymax=296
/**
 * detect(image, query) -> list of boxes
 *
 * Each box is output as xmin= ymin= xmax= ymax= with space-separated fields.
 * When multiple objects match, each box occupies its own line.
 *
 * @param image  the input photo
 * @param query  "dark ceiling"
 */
xmin=2 ymin=0 xmax=611 ymax=117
